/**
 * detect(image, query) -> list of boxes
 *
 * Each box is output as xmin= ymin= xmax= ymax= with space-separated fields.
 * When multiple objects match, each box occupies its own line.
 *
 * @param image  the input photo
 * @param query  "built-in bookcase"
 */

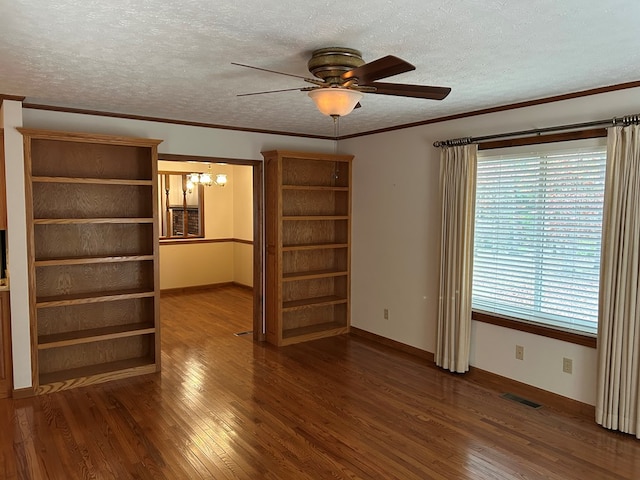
xmin=20 ymin=129 xmax=162 ymax=394
xmin=263 ymin=150 xmax=353 ymax=346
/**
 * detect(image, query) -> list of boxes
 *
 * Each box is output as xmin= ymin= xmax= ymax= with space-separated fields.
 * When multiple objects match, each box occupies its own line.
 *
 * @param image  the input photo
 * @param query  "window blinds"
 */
xmin=472 ymin=144 xmax=607 ymax=335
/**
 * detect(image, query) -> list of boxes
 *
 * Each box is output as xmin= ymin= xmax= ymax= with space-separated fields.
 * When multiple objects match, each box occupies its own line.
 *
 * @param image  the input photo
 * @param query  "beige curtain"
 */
xmin=435 ymin=144 xmax=477 ymax=373
xmin=596 ymin=124 xmax=640 ymax=436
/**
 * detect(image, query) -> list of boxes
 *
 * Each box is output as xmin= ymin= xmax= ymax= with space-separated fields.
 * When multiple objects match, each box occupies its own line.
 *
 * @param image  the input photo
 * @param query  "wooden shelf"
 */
xmin=36 ymin=288 xmax=155 ymax=308
xmin=35 ymin=254 xmax=154 ymax=267
xmin=283 ymin=295 xmax=347 ymax=311
xmin=33 ymin=217 xmax=154 ymax=225
xmin=282 ymin=185 xmax=349 ymax=192
xmin=283 ymin=269 xmax=348 ymax=281
xmin=38 ymin=323 xmax=155 ymax=349
xmin=38 ymin=357 xmax=157 ymax=394
xmin=282 ymin=215 xmax=349 ymax=221
xmin=32 ymin=176 xmax=153 ymax=186
xmin=282 ymin=243 xmax=348 ymax=252
xmin=23 ymin=128 xmax=161 ymax=395
xmin=264 ymin=150 xmax=352 ymax=347
xmin=282 ymin=321 xmax=349 ymax=341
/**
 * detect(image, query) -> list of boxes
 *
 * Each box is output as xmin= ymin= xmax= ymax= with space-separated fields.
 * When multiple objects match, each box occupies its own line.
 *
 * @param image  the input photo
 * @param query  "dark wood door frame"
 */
xmin=158 ymin=153 xmax=265 ymax=341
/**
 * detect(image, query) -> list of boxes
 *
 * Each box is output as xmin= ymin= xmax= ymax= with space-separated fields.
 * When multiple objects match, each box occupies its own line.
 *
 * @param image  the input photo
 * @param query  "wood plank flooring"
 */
xmin=1 ymin=285 xmax=640 ymax=479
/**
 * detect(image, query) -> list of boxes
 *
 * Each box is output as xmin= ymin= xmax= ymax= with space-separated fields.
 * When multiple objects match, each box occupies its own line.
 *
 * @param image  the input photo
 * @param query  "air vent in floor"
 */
xmin=501 ymin=392 xmax=542 ymax=409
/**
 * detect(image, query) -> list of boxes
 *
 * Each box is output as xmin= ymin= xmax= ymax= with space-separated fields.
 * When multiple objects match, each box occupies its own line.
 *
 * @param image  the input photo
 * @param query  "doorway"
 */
xmin=158 ymin=153 xmax=264 ymax=341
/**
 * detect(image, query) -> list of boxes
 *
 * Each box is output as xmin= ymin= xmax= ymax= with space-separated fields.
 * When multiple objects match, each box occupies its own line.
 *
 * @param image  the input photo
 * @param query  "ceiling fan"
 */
xmin=232 ymin=47 xmax=451 ymax=117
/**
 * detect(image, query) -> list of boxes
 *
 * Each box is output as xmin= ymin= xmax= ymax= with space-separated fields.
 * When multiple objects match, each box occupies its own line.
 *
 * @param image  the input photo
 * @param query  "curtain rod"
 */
xmin=433 ymin=113 xmax=640 ymax=148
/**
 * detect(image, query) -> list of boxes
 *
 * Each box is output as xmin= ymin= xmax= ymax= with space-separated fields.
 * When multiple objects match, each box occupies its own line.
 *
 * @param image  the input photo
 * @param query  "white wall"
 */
xmin=13 ymin=90 xmax=640 ymax=400
xmin=6 ymin=108 xmax=332 ymax=388
xmin=1 ymin=100 xmax=31 ymax=389
xmin=342 ymin=86 xmax=640 ymax=405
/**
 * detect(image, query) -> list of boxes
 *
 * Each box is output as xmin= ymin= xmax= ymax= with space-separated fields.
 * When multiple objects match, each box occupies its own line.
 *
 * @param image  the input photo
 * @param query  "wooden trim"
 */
xmin=23 ymin=103 xmax=333 ymax=140
xmin=17 ymin=128 xmax=162 ymax=147
xmin=160 ymin=282 xmax=256 ymax=296
xmin=159 ymin=237 xmax=253 ymax=246
xmin=478 ymin=127 xmax=607 ymax=150
xmin=339 ymin=80 xmax=640 ymax=139
xmin=159 ymin=153 xmax=262 ymax=166
xmin=17 ymin=81 xmax=640 ymax=141
xmin=232 ymin=282 xmax=253 ymax=291
xmin=350 ymin=327 xmax=435 ymax=362
xmin=350 ymin=326 xmax=595 ymax=420
xmin=252 ymin=160 xmax=264 ymax=342
xmin=0 ymin=94 xmax=26 ymax=107
xmin=465 ymin=365 xmax=595 ymax=420
xmin=261 ymin=149 xmax=354 ymax=162
xmin=472 ymin=311 xmax=597 ymax=348
xmin=12 ymin=386 xmax=36 ymax=399
xmin=160 ymin=282 xmax=235 ymax=296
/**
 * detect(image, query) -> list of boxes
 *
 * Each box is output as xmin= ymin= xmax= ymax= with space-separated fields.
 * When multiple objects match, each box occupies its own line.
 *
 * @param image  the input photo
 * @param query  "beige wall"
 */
xmin=342 ymin=86 xmax=640 ymax=406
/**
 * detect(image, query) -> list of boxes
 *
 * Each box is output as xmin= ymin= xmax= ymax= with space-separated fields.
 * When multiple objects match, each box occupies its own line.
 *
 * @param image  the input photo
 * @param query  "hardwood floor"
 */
xmin=1 ymin=285 xmax=640 ymax=479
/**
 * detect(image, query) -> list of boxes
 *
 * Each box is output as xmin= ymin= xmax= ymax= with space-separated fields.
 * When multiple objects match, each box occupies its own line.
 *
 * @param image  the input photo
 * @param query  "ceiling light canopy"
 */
xmin=308 ymin=88 xmax=363 ymax=117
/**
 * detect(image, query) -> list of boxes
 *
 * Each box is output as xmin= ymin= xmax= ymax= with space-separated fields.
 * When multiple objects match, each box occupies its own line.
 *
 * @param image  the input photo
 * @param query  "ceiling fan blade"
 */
xmin=231 ymin=62 xmax=319 ymax=83
xmin=237 ymin=87 xmax=304 ymax=97
xmin=341 ymin=55 xmax=415 ymax=83
xmin=368 ymin=82 xmax=451 ymax=100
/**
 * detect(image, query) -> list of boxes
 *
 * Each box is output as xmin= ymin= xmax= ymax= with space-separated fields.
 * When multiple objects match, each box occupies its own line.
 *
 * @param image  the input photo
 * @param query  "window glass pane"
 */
xmin=472 ymin=141 xmax=606 ymax=335
xmin=159 ymin=172 xmax=203 ymax=239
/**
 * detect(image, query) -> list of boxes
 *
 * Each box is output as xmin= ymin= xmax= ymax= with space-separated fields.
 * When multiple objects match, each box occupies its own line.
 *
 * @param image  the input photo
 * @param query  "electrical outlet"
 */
xmin=515 ymin=345 xmax=524 ymax=360
xmin=563 ymin=357 xmax=573 ymax=374
xmin=383 ymin=308 xmax=389 ymax=320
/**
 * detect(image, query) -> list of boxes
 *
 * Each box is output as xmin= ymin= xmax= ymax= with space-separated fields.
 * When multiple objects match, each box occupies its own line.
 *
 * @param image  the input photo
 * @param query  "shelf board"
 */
xmin=282 ymin=243 xmax=348 ymax=252
xmin=282 ymin=322 xmax=349 ymax=342
xmin=282 ymin=185 xmax=349 ymax=192
xmin=283 ymin=269 xmax=348 ymax=281
xmin=35 ymin=254 xmax=154 ymax=267
xmin=32 ymin=176 xmax=153 ymax=186
xmin=38 ymin=357 xmax=157 ymax=395
xmin=282 ymin=215 xmax=349 ymax=221
xmin=33 ymin=217 xmax=155 ymax=225
xmin=283 ymin=295 xmax=347 ymax=311
xmin=38 ymin=323 xmax=156 ymax=350
xmin=36 ymin=288 xmax=156 ymax=308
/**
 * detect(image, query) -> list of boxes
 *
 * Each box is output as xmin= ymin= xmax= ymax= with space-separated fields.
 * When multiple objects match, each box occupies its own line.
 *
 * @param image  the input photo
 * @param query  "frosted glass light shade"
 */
xmin=308 ymin=88 xmax=363 ymax=117
xmin=215 ymin=173 xmax=228 ymax=187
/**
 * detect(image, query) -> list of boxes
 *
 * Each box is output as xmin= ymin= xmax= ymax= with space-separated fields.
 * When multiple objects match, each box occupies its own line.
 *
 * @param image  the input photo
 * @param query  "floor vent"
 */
xmin=234 ymin=330 xmax=253 ymax=336
xmin=501 ymin=392 xmax=542 ymax=409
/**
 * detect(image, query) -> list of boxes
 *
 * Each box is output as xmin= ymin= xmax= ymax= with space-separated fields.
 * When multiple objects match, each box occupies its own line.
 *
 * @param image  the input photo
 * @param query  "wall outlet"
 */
xmin=515 ymin=345 xmax=524 ymax=360
xmin=563 ymin=357 xmax=573 ymax=374
xmin=383 ymin=308 xmax=389 ymax=320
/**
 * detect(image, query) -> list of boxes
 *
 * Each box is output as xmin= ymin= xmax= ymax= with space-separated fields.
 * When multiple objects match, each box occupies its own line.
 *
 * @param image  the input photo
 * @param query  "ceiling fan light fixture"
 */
xmin=308 ymin=88 xmax=363 ymax=117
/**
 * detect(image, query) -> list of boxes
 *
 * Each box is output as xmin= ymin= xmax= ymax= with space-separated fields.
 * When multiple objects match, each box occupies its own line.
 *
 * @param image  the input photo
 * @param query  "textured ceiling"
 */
xmin=1 ymin=1 xmax=639 ymax=137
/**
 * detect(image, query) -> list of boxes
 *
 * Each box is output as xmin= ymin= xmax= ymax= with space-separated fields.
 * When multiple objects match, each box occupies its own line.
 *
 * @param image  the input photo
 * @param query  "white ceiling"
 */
xmin=1 ymin=1 xmax=639 ymax=138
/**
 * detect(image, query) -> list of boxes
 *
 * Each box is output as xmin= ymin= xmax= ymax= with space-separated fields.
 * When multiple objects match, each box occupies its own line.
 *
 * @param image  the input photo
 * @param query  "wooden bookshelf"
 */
xmin=263 ymin=150 xmax=353 ymax=346
xmin=20 ymin=128 xmax=162 ymax=394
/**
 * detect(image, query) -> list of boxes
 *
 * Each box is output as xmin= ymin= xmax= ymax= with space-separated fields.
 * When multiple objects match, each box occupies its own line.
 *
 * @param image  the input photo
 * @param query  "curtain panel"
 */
xmin=596 ymin=125 xmax=640 ymax=436
xmin=435 ymin=144 xmax=478 ymax=373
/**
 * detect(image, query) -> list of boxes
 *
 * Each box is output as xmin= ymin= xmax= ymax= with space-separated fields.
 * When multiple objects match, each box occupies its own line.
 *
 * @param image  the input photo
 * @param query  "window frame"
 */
xmin=158 ymin=171 xmax=205 ymax=241
xmin=471 ymin=129 xmax=606 ymax=348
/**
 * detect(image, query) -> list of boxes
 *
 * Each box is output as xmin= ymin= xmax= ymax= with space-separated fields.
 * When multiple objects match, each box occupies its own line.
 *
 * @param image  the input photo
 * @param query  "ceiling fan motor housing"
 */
xmin=308 ymin=47 xmax=365 ymax=84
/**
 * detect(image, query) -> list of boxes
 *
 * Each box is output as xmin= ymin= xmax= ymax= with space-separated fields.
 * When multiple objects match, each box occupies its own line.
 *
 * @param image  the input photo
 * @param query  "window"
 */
xmin=472 ymin=141 xmax=607 ymax=335
xmin=159 ymin=172 xmax=204 ymax=239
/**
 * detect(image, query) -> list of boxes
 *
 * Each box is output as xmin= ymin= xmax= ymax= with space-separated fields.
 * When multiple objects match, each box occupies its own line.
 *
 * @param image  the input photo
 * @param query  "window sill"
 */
xmin=472 ymin=310 xmax=597 ymax=349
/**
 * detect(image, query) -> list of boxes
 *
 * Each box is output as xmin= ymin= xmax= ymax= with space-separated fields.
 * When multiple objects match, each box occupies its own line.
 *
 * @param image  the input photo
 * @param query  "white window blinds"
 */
xmin=472 ymin=142 xmax=607 ymax=335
